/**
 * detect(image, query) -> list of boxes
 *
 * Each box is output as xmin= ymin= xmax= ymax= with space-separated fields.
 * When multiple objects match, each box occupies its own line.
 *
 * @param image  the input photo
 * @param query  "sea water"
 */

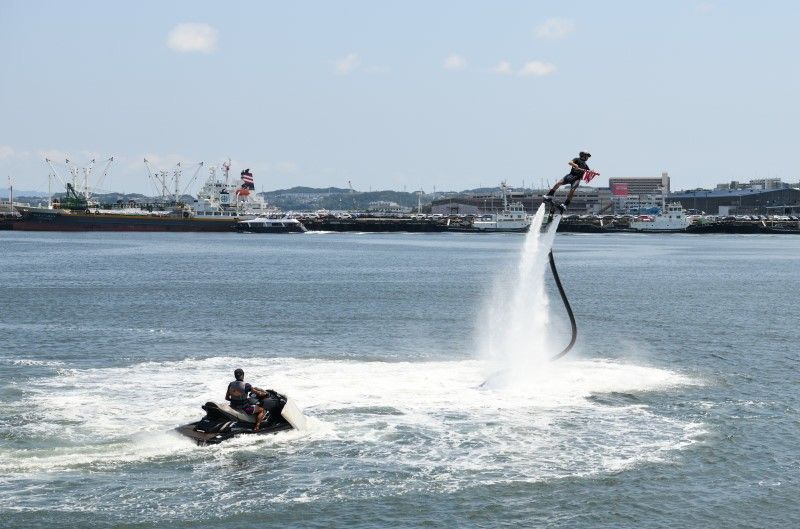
xmin=0 ymin=231 xmax=798 ymax=528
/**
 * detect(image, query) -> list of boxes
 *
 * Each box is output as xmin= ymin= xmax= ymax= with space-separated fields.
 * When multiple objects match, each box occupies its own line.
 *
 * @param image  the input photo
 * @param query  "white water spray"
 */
xmin=478 ymin=204 xmax=563 ymax=385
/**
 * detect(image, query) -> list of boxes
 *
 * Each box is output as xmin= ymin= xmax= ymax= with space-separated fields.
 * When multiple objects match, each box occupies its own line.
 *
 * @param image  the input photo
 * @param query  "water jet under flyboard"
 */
xmin=479 ymin=203 xmax=577 ymax=389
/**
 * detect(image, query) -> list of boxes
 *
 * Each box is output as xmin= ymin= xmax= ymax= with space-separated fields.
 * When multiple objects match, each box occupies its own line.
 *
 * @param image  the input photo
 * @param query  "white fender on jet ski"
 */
xmin=280 ymin=398 xmax=307 ymax=431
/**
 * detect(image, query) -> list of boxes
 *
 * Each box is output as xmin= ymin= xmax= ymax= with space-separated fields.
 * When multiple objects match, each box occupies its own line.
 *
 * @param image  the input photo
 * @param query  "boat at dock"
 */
xmin=236 ymin=216 xmax=307 ymax=233
xmin=629 ymin=187 xmax=692 ymax=233
xmin=629 ymin=202 xmax=690 ymax=232
xmin=470 ymin=183 xmax=531 ymax=232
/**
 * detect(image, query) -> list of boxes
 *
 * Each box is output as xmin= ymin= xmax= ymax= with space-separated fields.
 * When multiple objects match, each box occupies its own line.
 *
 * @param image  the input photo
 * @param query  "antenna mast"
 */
xmin=222 ymin=158 xmax=231 ymax=185
xmin=173 ymin=162 xmax=181 ymax=202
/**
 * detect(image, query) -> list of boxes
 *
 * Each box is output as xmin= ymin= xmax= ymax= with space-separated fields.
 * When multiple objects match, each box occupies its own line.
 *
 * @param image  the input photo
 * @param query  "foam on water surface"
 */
xmin=0 ymin=355 xmax=701 ymax=490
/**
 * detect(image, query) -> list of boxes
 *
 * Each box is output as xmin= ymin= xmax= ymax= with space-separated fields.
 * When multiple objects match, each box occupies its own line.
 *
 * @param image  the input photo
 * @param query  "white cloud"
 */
xmin=491 ymin=61 xmax=514 ymax=75
xmin=167 ymin=23 xmax=218 ymax=53
xmin=333 ymin=53 xmax=361 ymax=74
xmin=443 ymin=54 xmax=467 ymax=71
xmin=0 ymin=146 xmax=14 ymax=159
xmin=535 ymin=17 xmax=575 ymax=40
xmin=519 ymin=61 xmax=557 ymax=77
xmin=694 ymin=3 xmax=715 ymax=14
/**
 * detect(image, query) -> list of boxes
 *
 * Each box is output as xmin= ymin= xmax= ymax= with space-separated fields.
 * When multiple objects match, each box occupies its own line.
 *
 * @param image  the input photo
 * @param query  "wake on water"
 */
xmin=0 ymin=213 xmax=706 ymax=512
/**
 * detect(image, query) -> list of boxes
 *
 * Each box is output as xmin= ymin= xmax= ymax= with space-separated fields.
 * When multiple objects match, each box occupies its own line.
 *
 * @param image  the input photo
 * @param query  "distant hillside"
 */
xmin=256 ymin=185 xmax=538 ymax=211
xmin=266 ymin=186 xmax=351 ymax=195
xmin=1 ymin=188 xmax=50 ymax=198
xmin=6 ymin=184 xmax=533 ymax=211
xmin=259 ymin=187 xmax=436 ymax=211
xmin=12 ymin=191 xmax=193 ymax=206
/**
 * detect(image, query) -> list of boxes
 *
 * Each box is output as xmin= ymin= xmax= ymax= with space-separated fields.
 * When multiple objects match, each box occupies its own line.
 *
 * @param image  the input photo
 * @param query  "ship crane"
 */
xmin=92 ymin=157 xmax=115 ymax=191
xmin=179 ymin=162 xmax=204 ymax=199
xmin=45 ymin=156 xmax=114 ymax=208
xmin=45 ymin=158 xmax=71 ymax=209
xmin=144 ymin=159 xmax=204 ymax=204
xmin=144 ymin=159 xmax=173 ymax=202
xmin=45 ymin=158 xmax=68 ymax=189
xmin=348 ymin=180 xmax=357 ymax=210
xmin=65 ymin=158 xmax=96 ymax=201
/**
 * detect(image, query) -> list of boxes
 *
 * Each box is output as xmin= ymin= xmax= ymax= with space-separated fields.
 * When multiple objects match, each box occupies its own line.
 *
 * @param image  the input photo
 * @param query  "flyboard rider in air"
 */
xmin=542 ymin=151 xmax=599 ymax=214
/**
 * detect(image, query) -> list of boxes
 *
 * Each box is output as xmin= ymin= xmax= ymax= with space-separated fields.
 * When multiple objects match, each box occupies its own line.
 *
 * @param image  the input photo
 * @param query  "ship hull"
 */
xmin=11 ymin=208 xmax=237 ymax=232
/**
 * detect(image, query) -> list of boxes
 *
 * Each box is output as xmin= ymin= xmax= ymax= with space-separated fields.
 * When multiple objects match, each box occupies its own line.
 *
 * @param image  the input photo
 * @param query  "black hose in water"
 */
xmin=548 ymin=249 xmax=577 ymax=360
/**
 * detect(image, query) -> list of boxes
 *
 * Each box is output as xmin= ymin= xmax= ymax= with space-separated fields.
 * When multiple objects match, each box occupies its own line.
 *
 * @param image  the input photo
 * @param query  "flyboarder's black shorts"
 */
xmin=560 ymin=172 xmax=582 ymax=189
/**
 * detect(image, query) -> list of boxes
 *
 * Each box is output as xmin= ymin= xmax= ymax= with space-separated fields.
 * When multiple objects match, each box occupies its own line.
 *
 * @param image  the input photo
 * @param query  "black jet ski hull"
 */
xmin=175 ymin=421 xmax=293 ymax=445
xmin=176 ymin=396 xmax=306 ymax=445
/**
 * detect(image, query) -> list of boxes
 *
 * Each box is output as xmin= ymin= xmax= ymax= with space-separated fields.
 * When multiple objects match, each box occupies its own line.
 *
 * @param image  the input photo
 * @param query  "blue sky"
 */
xmin=1 ymin=1 xmax=798 ymax=194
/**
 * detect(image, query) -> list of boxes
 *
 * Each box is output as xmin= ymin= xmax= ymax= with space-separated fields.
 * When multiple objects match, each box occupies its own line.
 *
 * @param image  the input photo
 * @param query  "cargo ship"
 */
xmin=9 ymin=205 xmax=237 ymax=232
xmin=5 ymin=158 xmax=275 ymax=232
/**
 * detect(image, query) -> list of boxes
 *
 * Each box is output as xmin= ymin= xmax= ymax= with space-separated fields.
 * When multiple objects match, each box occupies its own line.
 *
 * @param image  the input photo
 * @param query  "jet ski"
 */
xmin=176 ymin=390 xmax=308 ymax=445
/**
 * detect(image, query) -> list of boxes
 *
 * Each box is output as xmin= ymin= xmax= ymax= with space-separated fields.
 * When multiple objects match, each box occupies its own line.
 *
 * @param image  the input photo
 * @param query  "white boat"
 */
xmin=236 ymin=216 xmax=307 ymax=233
xmin=472 ymin=182 xmax=531 ymax=232
xmin=630 ymin=202 xmax=691 ymax=232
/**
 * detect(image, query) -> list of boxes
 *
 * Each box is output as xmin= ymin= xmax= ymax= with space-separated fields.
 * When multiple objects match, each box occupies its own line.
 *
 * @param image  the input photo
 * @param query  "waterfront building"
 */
xmin=715 ymin=178 xmax=790 ymax=191
xmin=669 ymin=187 xmax=800 ymax=215
xmin=612 ymin=195 xmax=663 ymax=215
xmin=609 ymin=172 xmax=671 ymax=197
xmin=430 ymin=186 xmax=612 ymax=215
xmin=367 ymin=201 xmax=411 ymax=214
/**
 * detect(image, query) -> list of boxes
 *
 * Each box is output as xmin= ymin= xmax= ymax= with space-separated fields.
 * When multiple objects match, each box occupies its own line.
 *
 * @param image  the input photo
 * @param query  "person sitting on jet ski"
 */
xmin=225 ymin=368 xmax=266 ymax=432
xmin=543 ymin=151 xmax=592 ymax=214
xmin=254 ymin=388 xmax=286 ymax=427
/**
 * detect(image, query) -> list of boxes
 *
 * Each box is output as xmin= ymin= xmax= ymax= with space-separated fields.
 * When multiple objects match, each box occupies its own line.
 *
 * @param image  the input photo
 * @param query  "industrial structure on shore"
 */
xmin=431 ymin=172 xmax=800 ymax=217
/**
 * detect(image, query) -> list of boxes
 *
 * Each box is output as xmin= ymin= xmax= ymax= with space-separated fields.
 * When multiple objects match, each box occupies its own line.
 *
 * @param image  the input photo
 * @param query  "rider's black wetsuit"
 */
xmin=562 ymin=157 xmax=590 ymax=188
